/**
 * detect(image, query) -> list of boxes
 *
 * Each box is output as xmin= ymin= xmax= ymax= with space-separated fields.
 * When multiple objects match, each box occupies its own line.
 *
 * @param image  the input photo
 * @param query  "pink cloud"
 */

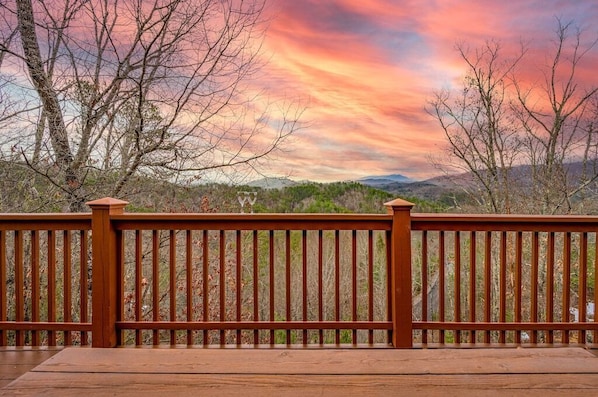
xmin=254 ymin=0 xmax=598 ymax=182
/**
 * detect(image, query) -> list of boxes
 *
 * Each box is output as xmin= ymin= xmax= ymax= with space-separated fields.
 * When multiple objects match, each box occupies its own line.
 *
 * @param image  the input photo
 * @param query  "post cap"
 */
xmin=384 ymin=198 xmax=415 ymax=209
xmin=86 ymin=197 xmax=129 ymax=209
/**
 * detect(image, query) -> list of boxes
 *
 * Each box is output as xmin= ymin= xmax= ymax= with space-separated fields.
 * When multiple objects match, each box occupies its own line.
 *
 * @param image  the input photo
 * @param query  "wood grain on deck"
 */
xmin=3 ymin=347 xmax=598 ymax=396
xmin=0 ymin=349 xmax=60 ymax=389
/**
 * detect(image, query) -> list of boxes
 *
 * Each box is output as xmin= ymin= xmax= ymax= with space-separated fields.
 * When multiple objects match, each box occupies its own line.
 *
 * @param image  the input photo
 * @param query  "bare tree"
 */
xmin=0 ymin=0 xmax=300 ymax=212
xmin=428 ymin=20 xmax=598 ymax=214
xmin=512 ymin=20 xmax=598 ymax=214
xmin=428 ymin=40 xmax=524 ymax=213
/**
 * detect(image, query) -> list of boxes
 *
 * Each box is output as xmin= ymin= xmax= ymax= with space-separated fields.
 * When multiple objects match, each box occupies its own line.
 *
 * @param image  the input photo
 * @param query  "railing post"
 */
xmin=87 ymin=197 xmax=128 ymax=348
xmin=385 ymin=198 xmax=414 ymax=348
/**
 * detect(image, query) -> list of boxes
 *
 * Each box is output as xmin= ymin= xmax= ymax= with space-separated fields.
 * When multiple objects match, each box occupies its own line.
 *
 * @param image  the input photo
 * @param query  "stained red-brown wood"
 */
xmin=170 ymin=229 xmax=177 ymax=345
xmin=439 ymin=230 xmax=445 ymax=343
xmin=116 ymin=228 xmax=124 ymax=346
xmin=185 ymin=230 xmax=193 ymax=345
xmin=219 ymin=230 xmax=225 ymax=345
xmin=286 ymin=230 xmax=292 ymax=344
xmin=546 ymin=232 xmax=555 ymax=343
xmin=79 ymin=230 xmax=89 ymax=346
xmin=351 ymin=229 xmax=357 ymax=344
xmin=385 ymin=199 xmax=414 ymax=348
xmin=47 ymin=230 xmax=56 ymax=347
xmin=454 ymin=231 xmax=461 ymax=344
xmin=469 ymin=231 xmax=476 ymax=343
xmin=367 ymin=230 xmax=374 ymax=344
xmin=8 ymin=373 xmax=598 ymax=396
xmin=595 ymin=237 xmax=598 ymax=346
xmin=484 ymin=231 xmax=492 ymax=344
xmin=63 ymin=230 xmax=72 ymax=346
xmin=515 ymin=231 xmax=523 ymax=344
xmin=268 ymin=230 xmax=275 ymax=344
xmin=563 ymin=232 xmax=572 ymax=344
xmin=579 ymin=232 xmax=588 ymax=344
xmin=385 ymin=229 xmax=392 ymax=344
xmin=302 ymin=230 xmax=308 ymax=344
xmin=152 ymin=229 xmax=159 ymax=346
xmin=31 ymin=230 xmax=40 ymax=346
xmin=15 ymin=230 xmax=24 ymax=346
xmin=499 ymin=231 xmax=507 ymax=344
xmin=115 ymin=320 xmax=391 ymax=331
xmin=135 ymin=229 xmax=143 ymax=346
xmin=532 ymin=231 xmax=539 ymax=343
xmin=421 ymin=230 xmax=428 ymax=344
xmin=4 ymin=347 xmax=598 ymax=396
xmin=87 ymin=197 xmax=128 ymax=348
xmin=5 ymin=197 xmax=598 ymax=349
xmin=202 ymin=230 xmax=209 ymax=344
xmin=0 ymin=348 xmax=60 ymax=388
xmin=334 ymin=229 xmax=340 ymax=345
xmin=0 ymin=231 xmax=6 ymax=346
xmin=235 ymin=230 xmax=242 ymax=345
xmin=411 ymin=213 xmax=598 ymax=232
xmin=318 ymin=230 xmax=324 ymax=344
xmin=252 ymin=230 xmax=259 ymax=345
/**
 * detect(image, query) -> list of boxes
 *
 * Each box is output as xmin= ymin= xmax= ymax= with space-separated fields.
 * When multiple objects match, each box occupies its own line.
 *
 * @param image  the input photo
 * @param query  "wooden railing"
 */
xmin=411 ymin=215 xmax=598 ymax=347
xmin=0 ymin=214 xmax=92 ymax=346
xmin=96 ymin=198 xmax=411 ymax=348
xmin=1 ymin=197 xmax=597 ymax=348
xmin=112 ymin=216 xmax=393 ymax=346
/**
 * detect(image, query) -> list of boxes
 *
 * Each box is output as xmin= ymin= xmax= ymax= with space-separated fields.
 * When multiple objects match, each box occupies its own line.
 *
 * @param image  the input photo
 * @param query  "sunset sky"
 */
xmin=256 ymin=0 xmax=598 ymax=182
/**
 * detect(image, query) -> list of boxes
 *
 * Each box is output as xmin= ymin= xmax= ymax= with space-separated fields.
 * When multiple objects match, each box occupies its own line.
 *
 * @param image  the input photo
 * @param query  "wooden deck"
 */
xmin=2 ymin=347 xmax=598 ymax=396
xmin=0 ymin=348 xmax=61 ymax=389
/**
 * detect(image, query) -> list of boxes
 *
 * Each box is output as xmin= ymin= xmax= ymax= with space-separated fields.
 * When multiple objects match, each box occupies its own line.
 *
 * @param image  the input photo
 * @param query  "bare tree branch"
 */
xmin=0 ymin=0 xmax=301 ymax=212
xmin=429 ymin=19 xmax=598 ymax=214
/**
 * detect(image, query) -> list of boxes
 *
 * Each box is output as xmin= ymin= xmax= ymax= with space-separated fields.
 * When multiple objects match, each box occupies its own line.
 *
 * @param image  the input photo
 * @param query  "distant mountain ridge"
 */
xmin=358 ymin=174 xmax=413 ymax=185
xmin=247 ymin=177 xmax=298 ymax=189
xmin=238 ymin=162 xmax=598 ymax=214
xmin=247 ymin=173 xmax=457 ymax=205
xmin=248 ymin=174 xmax=415 ymax=189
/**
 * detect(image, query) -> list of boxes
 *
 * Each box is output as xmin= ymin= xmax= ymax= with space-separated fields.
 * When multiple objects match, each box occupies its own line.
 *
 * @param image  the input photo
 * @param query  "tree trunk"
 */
xmin=16 ymin=0 xmax=85 ymax=211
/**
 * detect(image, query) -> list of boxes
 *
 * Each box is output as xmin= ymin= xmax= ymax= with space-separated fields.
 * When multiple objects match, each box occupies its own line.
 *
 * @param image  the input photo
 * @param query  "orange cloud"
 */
xmin=254 ymin=0 xmax=598 ymax=182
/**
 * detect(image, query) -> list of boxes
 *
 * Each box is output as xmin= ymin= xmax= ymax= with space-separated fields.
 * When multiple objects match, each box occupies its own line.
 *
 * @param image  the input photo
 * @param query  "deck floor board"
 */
xmin=0 ymin=349 xmax=60 ymax=389
xmin=2 ymin=347 xmax=598 ymax=396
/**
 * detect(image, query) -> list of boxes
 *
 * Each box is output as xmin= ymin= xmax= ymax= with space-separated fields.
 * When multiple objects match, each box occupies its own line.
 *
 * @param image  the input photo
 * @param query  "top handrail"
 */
xmin=110 ymin=213 xmax=393 ymax=231
xmin=0 ymin=214 xmax=91 ymax=230
xmin=412 ymin=213 xmax=598 ymax=232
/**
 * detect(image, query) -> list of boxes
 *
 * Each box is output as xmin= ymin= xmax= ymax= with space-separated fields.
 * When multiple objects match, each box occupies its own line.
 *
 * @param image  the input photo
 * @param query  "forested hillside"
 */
xmin=0 ymin=161 xmax=448 ymax=213
xmin=126 ymin=180 xmax=449 ymax=214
